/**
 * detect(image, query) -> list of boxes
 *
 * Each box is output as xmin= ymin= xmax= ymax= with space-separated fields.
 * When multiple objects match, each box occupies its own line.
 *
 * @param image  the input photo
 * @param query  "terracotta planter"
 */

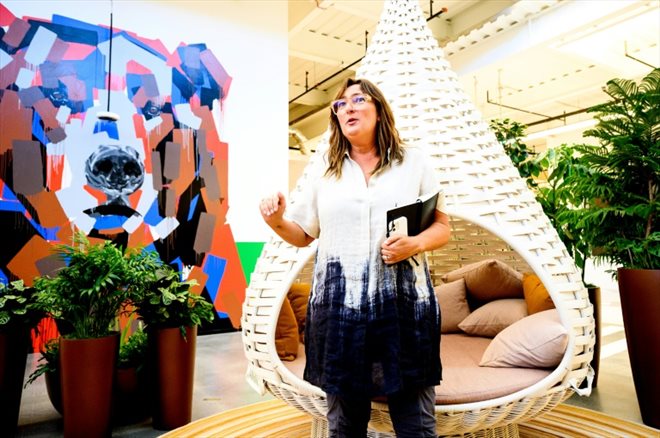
xmin=148 ymin=326 xmax=197 ymax=430
xmin=0 ymin=328 xmax=30 ymax=437
xmin=618 ymin=268 xmax=660 ymax=429
xmin=60 ymin=334 xmax=119 ymax=438
xmin=113 ymin=366 xmax=150 ymax=425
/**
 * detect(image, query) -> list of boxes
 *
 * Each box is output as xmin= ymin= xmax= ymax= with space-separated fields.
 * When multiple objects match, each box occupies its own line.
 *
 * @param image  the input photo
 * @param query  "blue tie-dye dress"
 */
xmin=287 ymin=146 xmax=445 ymax=397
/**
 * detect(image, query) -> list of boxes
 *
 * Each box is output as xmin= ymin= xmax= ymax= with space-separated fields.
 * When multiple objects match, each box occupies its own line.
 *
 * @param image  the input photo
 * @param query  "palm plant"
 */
xmin=34 ymin=232 xmax=142 ymax=339
xmin=560 ymin=68 xmax=659 ymax=270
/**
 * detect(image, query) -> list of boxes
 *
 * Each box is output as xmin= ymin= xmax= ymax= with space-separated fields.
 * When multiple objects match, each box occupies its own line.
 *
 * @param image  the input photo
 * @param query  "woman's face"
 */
xmin=335 ymin=84 xmax=378 ymax=146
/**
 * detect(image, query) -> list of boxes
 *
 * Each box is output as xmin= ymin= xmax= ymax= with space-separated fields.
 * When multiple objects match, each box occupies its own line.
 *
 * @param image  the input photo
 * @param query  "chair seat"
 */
xmin=283 ymin=333 xmax=551 ymax=405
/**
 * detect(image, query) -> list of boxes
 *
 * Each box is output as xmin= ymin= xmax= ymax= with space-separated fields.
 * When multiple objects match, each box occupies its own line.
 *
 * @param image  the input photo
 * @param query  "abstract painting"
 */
xmin=0 ymin=4 xmax=246 ymax=341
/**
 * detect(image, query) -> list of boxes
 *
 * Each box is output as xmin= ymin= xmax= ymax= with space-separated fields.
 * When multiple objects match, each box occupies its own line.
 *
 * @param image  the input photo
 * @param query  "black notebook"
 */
xmin=386 ymin=191 xmax=439 ymax=237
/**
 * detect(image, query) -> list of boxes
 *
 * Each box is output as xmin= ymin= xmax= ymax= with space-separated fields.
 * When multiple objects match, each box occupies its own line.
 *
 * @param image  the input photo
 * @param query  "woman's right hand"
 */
xmin=259 ymin=192 xmax=286 ymax=224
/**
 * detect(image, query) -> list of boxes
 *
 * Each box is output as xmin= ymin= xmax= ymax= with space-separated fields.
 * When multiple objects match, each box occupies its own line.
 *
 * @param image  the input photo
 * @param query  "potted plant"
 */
xmin=114 ymin=323 xmax=150 ymax=424
xmin=33 ymin=232 xmax=140 ymax=437
xmin=0 ymin=280 xmax=43 ymax=435
xmin=25 ymin=338 xmax=62 ymax=415
xmin=534 ymin=144 xmax=602 ymax=385
xmin=559 ymin=68 xmax=659 ymax=427
xmin=129 ymin=262 xmax=214 ymax=430
xmin=492 ymin=119 xmax=602 ymax=385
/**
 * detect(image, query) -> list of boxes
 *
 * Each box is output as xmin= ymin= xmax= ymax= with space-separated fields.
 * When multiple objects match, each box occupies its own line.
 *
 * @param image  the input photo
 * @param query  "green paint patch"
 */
xmin=236 ymin=242 xmax=265 ymax=283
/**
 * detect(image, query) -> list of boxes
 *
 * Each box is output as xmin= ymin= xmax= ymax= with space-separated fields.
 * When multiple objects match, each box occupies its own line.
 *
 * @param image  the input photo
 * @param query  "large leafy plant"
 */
xmin=130 ymin=262 xmax=214 ymax=334
xmin=0 ymin=280 xmax=44 ymax=330
xmin=34 ymin=233 xmax=142 ymax=339
xmin=535 ymin=144 xmax=593 ymax=282
xmin=490 ymin=118 xmax=543 ymax=189
xmin=560 ymin=68 xmax=659 ymax=270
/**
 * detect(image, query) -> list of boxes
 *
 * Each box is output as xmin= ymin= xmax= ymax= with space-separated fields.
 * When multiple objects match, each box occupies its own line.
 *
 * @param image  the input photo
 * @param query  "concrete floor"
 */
xmin=15 ymin=276 xmax=645 ymax=437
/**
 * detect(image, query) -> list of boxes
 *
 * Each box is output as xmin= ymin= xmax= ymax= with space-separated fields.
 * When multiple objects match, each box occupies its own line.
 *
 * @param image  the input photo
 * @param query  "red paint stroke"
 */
xmin=46 ymin=154 xmax=65 ymax=192
xmin=32 ymin=317 xmax=59 ymax=353
xmin=83 ymin=184 xmax=107 ymax=204
xmin=210 ymin=223 xmax=247 ymax=329
xmin=62 ymin=42 xmax=96 ymax=60
xmin=126 ymin=60 xmax=153 ymax=75
xmin=128 ymin=189 xmax=142 ymax=210
xmin=107 ymin=72 xmax=126 ymax=91
xmin=0 ymin=3 xmax=16 ymax=26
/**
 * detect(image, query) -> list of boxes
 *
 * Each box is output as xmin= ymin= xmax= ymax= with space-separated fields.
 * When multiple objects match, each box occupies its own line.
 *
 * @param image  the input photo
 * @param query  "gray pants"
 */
xmin=326 ymin=386 xmax=437 ymax=438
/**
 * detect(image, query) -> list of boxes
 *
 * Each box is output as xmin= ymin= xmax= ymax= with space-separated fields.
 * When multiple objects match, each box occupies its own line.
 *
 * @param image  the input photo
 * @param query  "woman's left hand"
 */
xmin=381 ymin=235 xmax=421 ymax=265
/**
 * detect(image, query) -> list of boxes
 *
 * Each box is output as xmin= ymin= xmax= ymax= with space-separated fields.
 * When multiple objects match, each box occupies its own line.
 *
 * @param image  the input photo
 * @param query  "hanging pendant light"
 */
xmin=97 ymin=0 xmax=119 ymax=122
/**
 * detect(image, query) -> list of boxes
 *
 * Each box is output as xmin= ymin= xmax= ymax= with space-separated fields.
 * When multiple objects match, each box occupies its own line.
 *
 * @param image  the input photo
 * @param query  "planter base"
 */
xmin=618 ymin=268 xmax=660 ymax=429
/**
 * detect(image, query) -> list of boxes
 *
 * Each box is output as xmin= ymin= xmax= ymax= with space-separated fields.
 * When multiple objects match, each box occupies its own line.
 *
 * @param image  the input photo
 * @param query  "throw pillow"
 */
xmin=522 ymin=272 xmax=555 ymax=315
xmin=288 ymin=282 xmax=312 ymax=343
xmin=480 ymin=309 xmax=568 ymax=368
xmin=434 ymin=278 xmax=470 ymax=333
xmin=458 ymin=298 xmax=528 ymax=337
xmin=275 ymin=297 xmax=299 ymax=361
xmin=441 ymin=259 xmax=523 ymax=302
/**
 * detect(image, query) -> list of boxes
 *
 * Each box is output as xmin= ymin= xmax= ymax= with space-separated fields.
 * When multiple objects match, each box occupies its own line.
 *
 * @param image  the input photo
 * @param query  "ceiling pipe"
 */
xmin=486 ymin=90 xmax=551 ymax=118
xmin=289 ymin=6 xmax=449 ymax=105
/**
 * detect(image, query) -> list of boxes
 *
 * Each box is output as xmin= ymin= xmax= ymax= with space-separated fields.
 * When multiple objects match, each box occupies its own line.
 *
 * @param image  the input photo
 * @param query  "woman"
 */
xmin=260 ymin=78 xmax=450 ymax=437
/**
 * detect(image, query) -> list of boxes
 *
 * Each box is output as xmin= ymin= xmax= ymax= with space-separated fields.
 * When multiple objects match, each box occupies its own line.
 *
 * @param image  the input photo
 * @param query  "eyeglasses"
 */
xmin=330 ymin=94 xmax=373 ymax=115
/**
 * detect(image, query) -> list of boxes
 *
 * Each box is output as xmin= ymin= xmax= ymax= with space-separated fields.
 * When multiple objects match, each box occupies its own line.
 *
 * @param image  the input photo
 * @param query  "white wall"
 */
xmin=2 ymin=0 xmax=288 ymax=242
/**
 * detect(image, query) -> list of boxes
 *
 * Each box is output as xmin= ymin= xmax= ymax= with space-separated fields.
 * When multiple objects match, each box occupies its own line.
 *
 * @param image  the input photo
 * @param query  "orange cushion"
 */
xmin=522 ymin=272 xmax=555 ymax=315
xmin=287 ymin=283 xmax=311 ymax=343
xmin=275 ymin=298 xmax=299 ymax=361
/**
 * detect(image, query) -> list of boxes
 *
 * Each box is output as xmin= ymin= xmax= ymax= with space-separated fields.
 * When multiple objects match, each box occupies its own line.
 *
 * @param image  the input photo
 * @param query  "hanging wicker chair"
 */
xmin=242 ymin=1 xmax=595 ymax=436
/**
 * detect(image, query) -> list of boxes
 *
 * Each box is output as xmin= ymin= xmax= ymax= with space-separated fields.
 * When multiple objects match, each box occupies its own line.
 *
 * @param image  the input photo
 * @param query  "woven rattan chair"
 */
xmin=242 ymin=1 xmax=595 ymax=436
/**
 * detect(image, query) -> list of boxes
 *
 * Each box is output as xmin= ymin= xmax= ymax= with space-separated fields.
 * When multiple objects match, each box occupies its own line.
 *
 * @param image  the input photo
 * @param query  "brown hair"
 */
xmin=325 ymin=78 xmax=404 ymax=179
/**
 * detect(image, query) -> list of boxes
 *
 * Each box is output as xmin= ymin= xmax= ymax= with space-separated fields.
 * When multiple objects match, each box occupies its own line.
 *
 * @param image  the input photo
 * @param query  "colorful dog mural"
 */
xmin=0 ymin=4 xmax=246 ymax=340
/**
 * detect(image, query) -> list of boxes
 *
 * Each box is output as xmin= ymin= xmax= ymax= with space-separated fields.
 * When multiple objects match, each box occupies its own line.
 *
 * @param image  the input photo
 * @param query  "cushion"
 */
xmin=283 ymin=334 xmax=552 ymax=405
xmin=441 ymin=259 xmax=523 ymax=302
xmin=275 ymin=298 xmax=299 ymax=361
xmin=480 ymin=309 xmax=568 ymax=368
xmin=434 ymin=279 xmax=470 ymax=333
xmin=436 ymin=334 xmax=551 ymax=404
xmin=288 ymin=282 xmax=311 ymax=343
xmin=458 ymin=299 xmax=527 ymax=337
xmin=523 ymin=272 xmax=555 ymax=315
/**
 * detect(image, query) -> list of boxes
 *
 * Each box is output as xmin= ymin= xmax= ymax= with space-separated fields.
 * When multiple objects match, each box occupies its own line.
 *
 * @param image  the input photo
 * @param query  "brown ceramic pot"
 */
xmin=617 ymin=268 xmax=660 ymax=429
xmin=60 ymin=334 xmax=119 ymax=438
xmin=148 ymin=326 xmax=197 ymax=430
xmin=113 ymin=366 xmax=150 ymax=425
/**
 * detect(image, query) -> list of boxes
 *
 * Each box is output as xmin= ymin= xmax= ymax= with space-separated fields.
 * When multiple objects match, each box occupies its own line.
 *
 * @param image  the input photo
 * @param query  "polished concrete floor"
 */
xmin=15 ymin=275 xmax=646 ymax=437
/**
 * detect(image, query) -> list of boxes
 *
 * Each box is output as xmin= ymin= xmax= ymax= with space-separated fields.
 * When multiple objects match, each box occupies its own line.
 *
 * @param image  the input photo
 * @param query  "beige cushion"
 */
xmin=275 ymin=298 xmax=299 ymax=361
xmin=522 ymin=272 xmax=555 ymax=315
xmin=436 ymin=334 xmax=551 ymax=404
xmin=458 ymin=299 xmax=527 ymax=337
xmin=441 ymin=259 xmax=523 ymax=302
xmin=434 ymin=279 xmax=470 ymax=333
xmin=480 ymin=309 xmax=568 ymax=368
xmin=285 ymin=335 xmax=551 ymax=405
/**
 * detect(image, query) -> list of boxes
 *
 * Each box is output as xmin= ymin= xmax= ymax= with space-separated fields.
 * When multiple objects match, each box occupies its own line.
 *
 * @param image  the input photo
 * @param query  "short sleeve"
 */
xmin=286 ymin=155 xmax=324 ymax=239
xmin=418 ymin=149 xmax=447 ymax=214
